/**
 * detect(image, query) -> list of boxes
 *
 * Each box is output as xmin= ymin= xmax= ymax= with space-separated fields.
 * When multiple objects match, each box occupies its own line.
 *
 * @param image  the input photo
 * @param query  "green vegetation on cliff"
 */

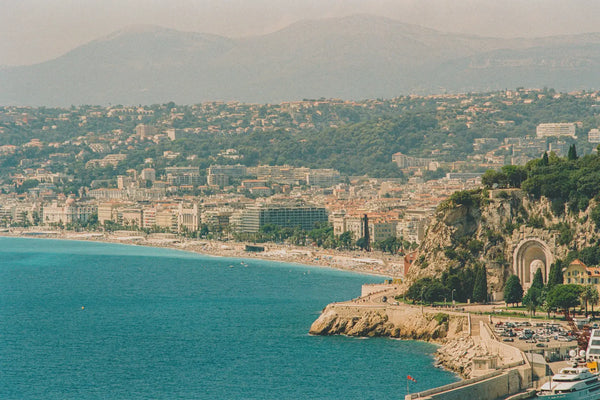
xmin=408 ymin=149 xmax=600 ymax=304
xmin=482 ymin=147 xmax=600 ymax=215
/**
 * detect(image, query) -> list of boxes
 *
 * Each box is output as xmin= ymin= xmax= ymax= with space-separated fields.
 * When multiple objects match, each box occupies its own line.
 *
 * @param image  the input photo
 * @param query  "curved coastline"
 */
xmin=0 ymin=229 xmax=401 ymax=278
xmin=0 ymin=231 xmax=470 ymax=399
xmin=0 ymin=236 xmax=460 ymax=399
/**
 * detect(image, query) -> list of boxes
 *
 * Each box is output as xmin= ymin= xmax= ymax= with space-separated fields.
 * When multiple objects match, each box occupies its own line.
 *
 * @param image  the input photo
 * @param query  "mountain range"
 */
xmin=3 ymin=14 xmax=600 ymax=106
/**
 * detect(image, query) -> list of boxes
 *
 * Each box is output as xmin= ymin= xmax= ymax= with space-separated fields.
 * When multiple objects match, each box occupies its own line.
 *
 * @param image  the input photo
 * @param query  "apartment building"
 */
xmin=140 ymin=168 xmax=156 ymax=182
xmin=207 ymin=164 xmax=248 ymax=187
xmin=306 ymin=169 xmax=341 ymax=188
xmin=237 ymin=204 xmax=328 ymax=233
xmin=589 ymin=129 xmax=600 ymax=143
xmin=392 ymin=152 xmax=431 ymax=168
xmin=42 ymin=199 xmax=96 ymax=225
xmin=536 ymin=123 xmax=576 ymax=138
xmin=178 ymin=203 xmax=199 ymax=233
xmin=136 ymin=124 xmax=158 ymax=140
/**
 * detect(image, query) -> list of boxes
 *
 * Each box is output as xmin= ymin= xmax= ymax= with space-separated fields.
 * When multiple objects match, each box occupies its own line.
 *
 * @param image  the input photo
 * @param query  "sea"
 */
xmin=0 ymin=237 xmax=458 ymax=399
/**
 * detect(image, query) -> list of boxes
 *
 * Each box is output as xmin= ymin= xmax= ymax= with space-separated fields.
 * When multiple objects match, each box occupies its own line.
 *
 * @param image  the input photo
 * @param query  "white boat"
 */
xmin=537 ymin=367 xmax=600 ymax=399
xmin=587 ymin=329 xmax=600 ymax=362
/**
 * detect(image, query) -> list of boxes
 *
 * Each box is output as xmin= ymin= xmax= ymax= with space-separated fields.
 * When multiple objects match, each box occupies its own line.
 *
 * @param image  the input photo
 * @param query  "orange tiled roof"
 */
xmin=570 ymin=259 xmax=587 ymax=267
xmin=586 ymin=267 xmax=600 ymax=276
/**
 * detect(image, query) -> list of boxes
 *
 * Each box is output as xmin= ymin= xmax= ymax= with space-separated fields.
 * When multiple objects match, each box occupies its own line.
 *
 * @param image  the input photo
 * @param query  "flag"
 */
xmin=407 ymin=375 xmax=417 ymax=383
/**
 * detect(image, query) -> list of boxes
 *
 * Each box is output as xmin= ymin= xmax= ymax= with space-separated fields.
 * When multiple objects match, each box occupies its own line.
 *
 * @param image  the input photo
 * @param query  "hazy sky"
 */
xmin=2 ymin=0 xmax=600 ymax=66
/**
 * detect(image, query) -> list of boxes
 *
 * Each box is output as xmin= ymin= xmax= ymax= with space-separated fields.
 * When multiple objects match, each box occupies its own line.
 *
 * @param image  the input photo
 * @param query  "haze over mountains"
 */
xmin=3 ymin=14 xmax=600 ymax=106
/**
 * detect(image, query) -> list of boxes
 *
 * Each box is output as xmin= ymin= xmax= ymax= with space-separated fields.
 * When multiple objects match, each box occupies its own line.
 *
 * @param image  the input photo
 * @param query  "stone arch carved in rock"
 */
xmin=512 ymin=238 xmax=554 ymax=289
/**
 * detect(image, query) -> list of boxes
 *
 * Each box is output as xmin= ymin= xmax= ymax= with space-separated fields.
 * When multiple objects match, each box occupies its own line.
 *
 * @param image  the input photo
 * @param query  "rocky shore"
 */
xmin=309 ymin=303 xmax=468 ymax=341
xmin=435 ymin=337 xmax=489 ymax=378
xmin=309 ymin=300 xmax=497 ymax=379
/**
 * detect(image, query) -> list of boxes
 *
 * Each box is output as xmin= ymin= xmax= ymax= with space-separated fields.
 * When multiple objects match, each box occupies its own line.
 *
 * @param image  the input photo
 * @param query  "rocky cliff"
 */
xmin=309 ymin=303 xmax=488 ymax=377
xmin=309 ymin=303 xmax=468 ymax=341
xmin=406 ymin=188 xmax=600 ymax=295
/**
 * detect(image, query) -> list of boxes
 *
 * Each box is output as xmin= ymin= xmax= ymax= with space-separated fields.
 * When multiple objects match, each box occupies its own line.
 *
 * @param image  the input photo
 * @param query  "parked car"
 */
xmin=503 ymin=338 xmax=514 ymax=342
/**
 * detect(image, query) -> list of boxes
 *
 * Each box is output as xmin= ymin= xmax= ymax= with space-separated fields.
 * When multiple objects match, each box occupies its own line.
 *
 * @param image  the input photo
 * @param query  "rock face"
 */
xmin=435 ymin=337 xmax=488 ymax=378
xmin=406 ymin=189 xmax=600 ymax=295
xmin=309 ymin=303 xmax=494 ymax=378
xmin=309 ymin=304 xmax=468 ymax=341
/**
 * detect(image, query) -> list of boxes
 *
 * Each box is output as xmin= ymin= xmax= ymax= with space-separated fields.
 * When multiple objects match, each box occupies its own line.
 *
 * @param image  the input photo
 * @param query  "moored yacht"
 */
xmin=537 ymin=367 xmax=600 ymax=399
xmin=586 ymin=329 xmax=600 ymax=364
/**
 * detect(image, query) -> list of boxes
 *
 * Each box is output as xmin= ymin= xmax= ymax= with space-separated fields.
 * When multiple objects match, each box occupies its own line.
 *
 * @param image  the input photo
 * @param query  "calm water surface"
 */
xmin=0 ymin=237 xmax=458 ymax=399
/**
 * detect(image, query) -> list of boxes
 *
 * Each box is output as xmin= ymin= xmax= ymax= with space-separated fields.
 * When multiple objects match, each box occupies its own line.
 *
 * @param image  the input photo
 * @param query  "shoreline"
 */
xmin=4 ymin=230 xmax=475 ymax=391
xmin=0 ymin=229 xmax=403 ymax=279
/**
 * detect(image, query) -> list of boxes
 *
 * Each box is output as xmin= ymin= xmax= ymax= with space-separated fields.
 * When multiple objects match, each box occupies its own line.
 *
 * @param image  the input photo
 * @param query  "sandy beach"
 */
xmin=0 ymin=228 xmax=404 ymax=279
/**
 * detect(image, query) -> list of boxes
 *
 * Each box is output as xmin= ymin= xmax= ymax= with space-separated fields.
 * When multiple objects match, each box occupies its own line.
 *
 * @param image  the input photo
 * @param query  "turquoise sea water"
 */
xmin=0 ymin=237 xmax=458 ymax=399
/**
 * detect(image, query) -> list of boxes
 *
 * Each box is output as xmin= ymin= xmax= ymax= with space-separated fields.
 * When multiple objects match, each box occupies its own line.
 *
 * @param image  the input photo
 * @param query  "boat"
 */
xmin=537 ymin=366 xmax=600 ymax=399
xmin=587 ymin=329 xmax=600 ymax=364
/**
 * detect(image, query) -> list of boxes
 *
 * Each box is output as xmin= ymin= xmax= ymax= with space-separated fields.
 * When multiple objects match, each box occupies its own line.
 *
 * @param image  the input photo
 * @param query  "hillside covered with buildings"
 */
xmin=2 ymin=89 xmax=600 ymax=260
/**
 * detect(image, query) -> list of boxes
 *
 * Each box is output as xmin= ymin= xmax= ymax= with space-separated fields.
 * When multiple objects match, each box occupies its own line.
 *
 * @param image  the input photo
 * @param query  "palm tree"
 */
xmin=581 ymin=285 xmax=598 ymax=318
xmin=581 ymin=286 xmax=591 ymax=318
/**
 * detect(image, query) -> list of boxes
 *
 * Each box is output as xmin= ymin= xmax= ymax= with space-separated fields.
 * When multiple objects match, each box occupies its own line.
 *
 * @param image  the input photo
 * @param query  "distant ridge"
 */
xmin=2 ymin=14 xmax=600 ymax=106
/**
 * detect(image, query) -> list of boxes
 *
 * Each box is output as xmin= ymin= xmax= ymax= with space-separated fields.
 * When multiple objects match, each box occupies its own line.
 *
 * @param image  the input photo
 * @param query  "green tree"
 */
xmin=406 ymin=278 xmax=434 ymax=302
xmin=546 ymin=284 xmax=583 ymax=318
xmin=423 ymin=280 xmax=449 ymax=303
xmin=481 ymin=169 xmax=507 ymax=189
xmin=531 ymin=267 xmax=544 ymax=291
xmin=15 ymin=179 xmax=39 ymax=194
xmin=539 ymin=287 xmax=552 ymax=318
xmin=581 ymin=285 xmax=599 ymax=318
xmin=449 ymin=190 xmax=480 ymax=207
xmin=547 ymin=260 xmax=564 ymax=289
xmin=523 ymin=286 xmax=542 ymax=316
xmin=567 ymin=144 xmax=578 ymax=160
xmin=338 ymin=231 xmax=353 ymax=250
xmin=503 ymin=275 xmax=523 ymax=306
xmin=472 ymin=265 xmax=488 ymax=303
xmin=501 ymin=165 xmax=528 ymax=188
xmin=356 ymin=237 xmax=369 ymax=251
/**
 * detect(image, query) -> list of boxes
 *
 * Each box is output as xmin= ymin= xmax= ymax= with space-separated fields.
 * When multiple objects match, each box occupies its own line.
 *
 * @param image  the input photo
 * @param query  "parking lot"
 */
xmin=490 ymin=320 xmax=580 ymax=357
